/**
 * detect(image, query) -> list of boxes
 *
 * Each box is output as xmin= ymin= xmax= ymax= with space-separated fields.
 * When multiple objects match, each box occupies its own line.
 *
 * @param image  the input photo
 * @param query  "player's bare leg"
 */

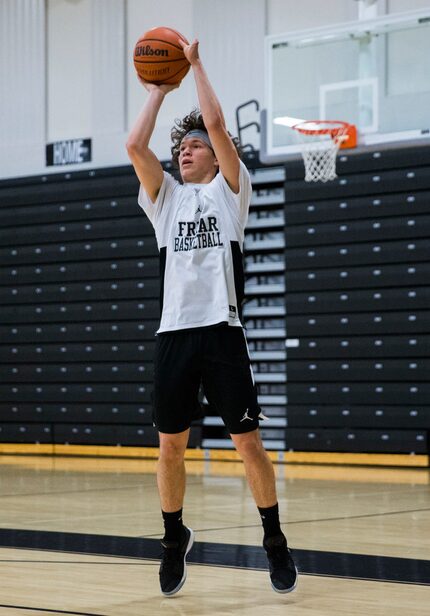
xmin=231 ymin=428 xmax=298 ymax=593
xmin=157 ymin=429 xmax=189 ymax=511
xmin=230 ymin=429 xmax=277 ymax=507
xmin=157 ymin=428 xmax=194 ymax=596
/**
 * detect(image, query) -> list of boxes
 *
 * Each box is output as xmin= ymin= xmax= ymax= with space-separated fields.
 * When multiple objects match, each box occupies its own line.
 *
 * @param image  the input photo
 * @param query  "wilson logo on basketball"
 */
xmin=135 ymin=45 xmax=169 ymax=57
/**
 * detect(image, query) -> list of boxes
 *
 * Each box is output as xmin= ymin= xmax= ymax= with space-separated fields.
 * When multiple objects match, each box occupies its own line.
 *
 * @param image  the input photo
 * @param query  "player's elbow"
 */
xmin=126 ymin=138 xmax=140 ymax=155
xmin=126 ymin=139 xmax=150 ymax=163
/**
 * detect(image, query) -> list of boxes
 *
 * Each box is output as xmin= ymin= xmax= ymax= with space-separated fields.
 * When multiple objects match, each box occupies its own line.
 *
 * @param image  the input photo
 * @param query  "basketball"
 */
xmin=133 ymin=26 xmax=191 ymax=85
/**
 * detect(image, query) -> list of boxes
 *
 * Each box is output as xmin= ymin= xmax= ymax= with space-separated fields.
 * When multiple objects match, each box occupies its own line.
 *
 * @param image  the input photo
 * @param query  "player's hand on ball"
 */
xmin=137 ymin=75 xmax=180 ymax=94
xmin=178 ymin=38 xmax=200 ymax=65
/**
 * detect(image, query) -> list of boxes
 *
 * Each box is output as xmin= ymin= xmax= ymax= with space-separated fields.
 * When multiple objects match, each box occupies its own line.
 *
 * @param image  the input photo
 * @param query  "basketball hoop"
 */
xmin=292 ymin=120 xmax=356 ymax=183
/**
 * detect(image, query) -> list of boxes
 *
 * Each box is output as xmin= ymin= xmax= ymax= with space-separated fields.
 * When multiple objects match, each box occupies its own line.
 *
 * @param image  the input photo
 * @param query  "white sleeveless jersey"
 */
xmin=138 ymin=160 xmax=252 ymax=333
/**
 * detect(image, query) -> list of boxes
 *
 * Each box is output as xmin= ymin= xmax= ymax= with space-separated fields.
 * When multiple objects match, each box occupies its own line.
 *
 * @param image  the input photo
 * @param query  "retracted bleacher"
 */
xmin=282 ymin=143 xmax=430 ymax=455
xmin=1 ymin=144 xmax=429 ymax=459
xmin=0 ymin=162 xmax=199 ymax=450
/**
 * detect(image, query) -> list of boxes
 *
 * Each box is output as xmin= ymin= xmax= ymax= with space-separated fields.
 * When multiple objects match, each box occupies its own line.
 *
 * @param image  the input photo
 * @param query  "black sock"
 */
xmin=258 ymin=503 xmax=283 ymax=540
xmin=162 ymin=508 xmax=184 ymax=542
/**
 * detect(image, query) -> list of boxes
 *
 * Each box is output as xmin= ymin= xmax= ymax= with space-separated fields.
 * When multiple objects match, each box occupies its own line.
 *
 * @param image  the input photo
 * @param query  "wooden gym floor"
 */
xmin=0 ymin=454 xmax=429 ymax=615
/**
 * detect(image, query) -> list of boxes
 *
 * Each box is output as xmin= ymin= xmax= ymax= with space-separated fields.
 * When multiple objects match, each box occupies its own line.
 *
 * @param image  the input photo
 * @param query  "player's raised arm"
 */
xmin=179 ymin=39 xmax=240 ymax=194
xmin=126 ymin=81 xmax=178 ymax=203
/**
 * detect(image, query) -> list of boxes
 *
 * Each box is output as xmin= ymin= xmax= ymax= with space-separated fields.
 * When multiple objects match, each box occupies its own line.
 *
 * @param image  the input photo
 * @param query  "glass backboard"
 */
xmin=262 ymin=9 xmax=430 ymax=161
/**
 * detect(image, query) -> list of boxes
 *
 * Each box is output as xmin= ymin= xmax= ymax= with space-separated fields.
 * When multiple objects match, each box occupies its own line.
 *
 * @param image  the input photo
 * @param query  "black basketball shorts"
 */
xmin=152 ymin=323 xmax=262 ymax=435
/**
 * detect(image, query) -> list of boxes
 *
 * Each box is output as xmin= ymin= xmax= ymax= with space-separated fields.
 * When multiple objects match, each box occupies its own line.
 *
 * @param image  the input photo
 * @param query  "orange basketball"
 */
xmin=133 ymin=26 xmax=190 ymax=85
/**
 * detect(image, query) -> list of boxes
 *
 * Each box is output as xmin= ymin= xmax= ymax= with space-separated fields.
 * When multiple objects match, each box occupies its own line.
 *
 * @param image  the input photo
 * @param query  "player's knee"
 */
xmin=232 ymin=430 xmax=264 ymax=459
xmin=159 ymin=434 xmax=188 ymax=461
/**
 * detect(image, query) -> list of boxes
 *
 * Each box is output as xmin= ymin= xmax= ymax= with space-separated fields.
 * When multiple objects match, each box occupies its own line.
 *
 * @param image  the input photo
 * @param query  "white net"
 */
xmin=294 ymin=123 xmax=348 ymax=183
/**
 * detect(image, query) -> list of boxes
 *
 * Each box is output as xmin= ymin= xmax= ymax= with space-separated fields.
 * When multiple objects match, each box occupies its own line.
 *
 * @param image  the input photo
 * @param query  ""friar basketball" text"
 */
xmin=135 ymin=45 xmax=169 ymax=57
xmin=174 ymin=216 xmax=224 ymax=252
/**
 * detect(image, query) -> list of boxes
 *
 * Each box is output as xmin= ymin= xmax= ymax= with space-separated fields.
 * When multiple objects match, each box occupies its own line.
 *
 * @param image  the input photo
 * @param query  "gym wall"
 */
xmin=2 ymin=0 xmax=425 ymax=181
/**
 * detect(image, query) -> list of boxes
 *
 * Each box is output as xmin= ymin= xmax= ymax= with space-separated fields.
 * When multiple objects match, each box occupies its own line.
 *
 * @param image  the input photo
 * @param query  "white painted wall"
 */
xmin=267 ymin=0 xmax=358 ymax=33
xmin=0 ymin=0 xmax=45 ymax=175
xmin=193 ymin=0 xmax=265 ymax=152
xmin=0 ymin=0 xmax=425 ymax=179
xmin=388 ymin=0 xmax=430 ymax=11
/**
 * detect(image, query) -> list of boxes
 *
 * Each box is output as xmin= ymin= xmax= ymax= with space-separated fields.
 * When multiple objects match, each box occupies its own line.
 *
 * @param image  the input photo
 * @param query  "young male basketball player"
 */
xmin=126 ymin=38 xmax=297 ymax=597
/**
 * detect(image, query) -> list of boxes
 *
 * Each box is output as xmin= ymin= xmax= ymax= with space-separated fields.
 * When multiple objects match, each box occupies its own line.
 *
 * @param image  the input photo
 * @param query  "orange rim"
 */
xmin=292 ymin=119 xmax=350 ymax=138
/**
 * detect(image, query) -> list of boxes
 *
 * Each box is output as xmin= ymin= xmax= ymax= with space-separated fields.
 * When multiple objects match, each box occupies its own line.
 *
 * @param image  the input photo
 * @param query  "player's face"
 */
xmin=179 ymin=138 xmax=218 ymax=183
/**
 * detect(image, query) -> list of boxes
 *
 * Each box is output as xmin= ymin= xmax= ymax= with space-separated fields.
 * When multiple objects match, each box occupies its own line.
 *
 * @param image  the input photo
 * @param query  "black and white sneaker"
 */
xmin=159 ymin=526 xmax=194 ymax=596
xmin=263 ymin=534 xmax=298 ymax=593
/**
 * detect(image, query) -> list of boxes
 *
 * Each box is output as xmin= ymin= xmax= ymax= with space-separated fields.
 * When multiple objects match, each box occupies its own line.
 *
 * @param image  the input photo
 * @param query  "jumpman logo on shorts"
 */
xmin=240 ymin=408 xmax=254 ymax=422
